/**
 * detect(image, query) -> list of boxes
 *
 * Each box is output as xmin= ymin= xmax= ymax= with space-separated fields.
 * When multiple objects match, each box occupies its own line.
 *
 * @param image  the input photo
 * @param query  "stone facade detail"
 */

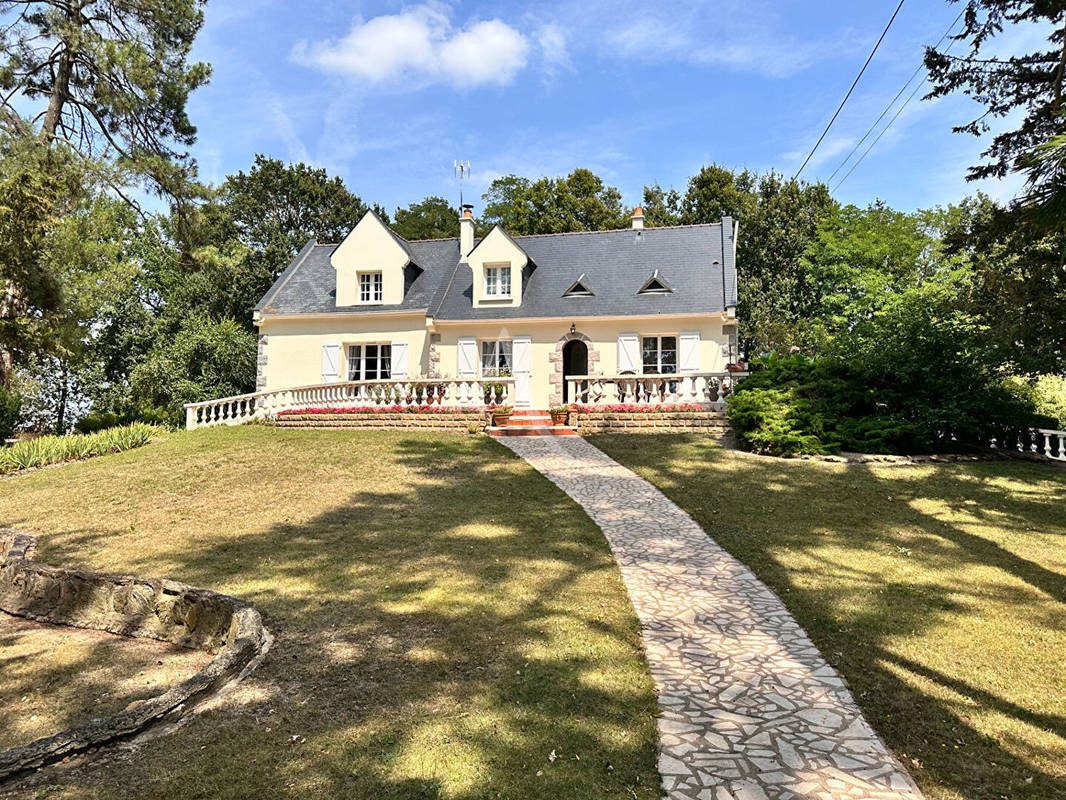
xmin=498 ymin=438 xmax=923 ymax=800
xmin=549 ymin=330 xmax=601 ymax=406
xmin=273 ymin=411 xmax=486 ymax=431
xmin=255 ymin=333 xmax=269 ymax=391
xmin=0 ymin=528 xmax=271 ymax=783
xmin=427 ymin=333 xmax=442 ymax=378
xmin=571 ymin=410 xmax=731 ymax=435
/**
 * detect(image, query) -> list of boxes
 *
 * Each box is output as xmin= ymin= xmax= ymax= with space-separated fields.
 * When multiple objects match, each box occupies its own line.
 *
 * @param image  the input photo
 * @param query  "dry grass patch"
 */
xmin=591 ymin=434 xmax=1066 ymax=800
xmin=0 ymin=427 xmax=659 ymax=799
xmin=0 ymin=613 xmax=212 ymax=750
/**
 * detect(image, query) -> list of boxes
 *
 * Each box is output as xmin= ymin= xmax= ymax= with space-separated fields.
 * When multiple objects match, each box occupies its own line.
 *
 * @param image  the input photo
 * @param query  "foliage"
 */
xmin=924 ymin=0 xmax=1066 ymax=190
xmin=0 ymin=422 xmax=163 ymax=474
xmin=729 ymin=340 xmax=1047 ymax=456
xmin=130 ymin=317 xmax=256 ymax=423
xmin=482 ymin=169 xmax=628 ymax=234
xmin=1003 ymin=373 xmax=1066 ymax=428
xmin=194 ymin=155 xmax=372 ymax=322
xmin=644 ymin=166 xmax=837 ymax=353
xmin=0 ymin=384 xmax=20 ymax=440
xmin=391 ymin=196 xmax=458 ymax=240
xmin=0 ymin=0 xmax=210 ymax=201
xmin=75 ymin=406 xmax=173 ymax=434
xmin=1018 ymin=129 xmax=1066 ymax=229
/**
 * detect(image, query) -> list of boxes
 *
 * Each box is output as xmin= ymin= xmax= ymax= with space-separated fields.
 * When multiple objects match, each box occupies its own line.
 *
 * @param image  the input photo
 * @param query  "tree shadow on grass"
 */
xmin=3 ymin=433 xmax=662 ymax=799
xmin=591 ymin=434 xmax=1066 ymax=800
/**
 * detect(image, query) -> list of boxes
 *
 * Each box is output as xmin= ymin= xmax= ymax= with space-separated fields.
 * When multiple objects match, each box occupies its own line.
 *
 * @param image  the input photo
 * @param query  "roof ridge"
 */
xmin=511 ymin=222 xmax=723 ymax=239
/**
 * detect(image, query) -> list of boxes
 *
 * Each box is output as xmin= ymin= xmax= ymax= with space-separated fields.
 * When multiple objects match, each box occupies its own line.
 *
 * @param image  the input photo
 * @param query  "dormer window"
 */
xmin=638 ymin=270 xmax=673 ymax=295
xmin=563 ymin=274 xmax=594 ymax=297
xmin=359 ymin=271 xmax=383 ymax=303
xmin=485 ymin=264 xmax=511 ymax=297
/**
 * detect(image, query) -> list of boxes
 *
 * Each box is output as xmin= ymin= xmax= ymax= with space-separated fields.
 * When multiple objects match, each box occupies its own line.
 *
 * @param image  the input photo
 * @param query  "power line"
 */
xmin=825 ymin=9 xmax=965 ymax=185
xmin=793 ymin=0 xmax=907 ymax=181
xmin=832 ymin=13 xmax=966 ymax=191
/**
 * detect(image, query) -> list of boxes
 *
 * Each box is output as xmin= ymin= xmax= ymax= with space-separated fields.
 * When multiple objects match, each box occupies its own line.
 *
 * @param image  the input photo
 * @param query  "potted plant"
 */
xmin=548 ymin=405 xmax=569 ymax=426
xmin=491 ymin=406 xmax=514 ymax=427
xmin=726 ymin=361 xmax=746 ymax=373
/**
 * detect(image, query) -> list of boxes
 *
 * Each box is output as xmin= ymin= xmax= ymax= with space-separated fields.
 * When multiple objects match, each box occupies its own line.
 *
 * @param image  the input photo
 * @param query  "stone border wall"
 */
xmin=0 ymin=528 xmax=271 ymax=783
xmin=273 ymin=411 xmax=487 ymax=431
xmin=572 ymin=411 xmax=731 ymax=435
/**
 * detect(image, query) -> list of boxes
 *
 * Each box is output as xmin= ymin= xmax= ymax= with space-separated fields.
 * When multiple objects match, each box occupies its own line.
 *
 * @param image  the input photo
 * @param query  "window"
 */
xmin=642 ymin=336 xmax=677 ymax=374
xmin=638 ymin=270 xmax=673 ymax=295
xmin=480 ymin=339 xmax=513 ymax=374
xmin=484 ymin=265 xmax=511 ymax=297
xmin=563 ymin=274 xmax=594 ymax=297
xmin=359 ymin=272 xmax=383 ymax=303
xmin=347 ymin=344 xmax=392 ymax=380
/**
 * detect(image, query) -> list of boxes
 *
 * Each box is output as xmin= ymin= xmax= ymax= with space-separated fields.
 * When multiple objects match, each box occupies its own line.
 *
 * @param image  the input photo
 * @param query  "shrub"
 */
xmin=0 ymin=386 xmax=20 ymax=440
xmin=1003 ymin=374 xmax=1066 ymax=429
xmin=75 ymin=406 xmax=172 ymax=433
xmin=0 ymin=423 xmax=164 ymax=475
xmin=728 ymin=352 xmax=1046 ymax=457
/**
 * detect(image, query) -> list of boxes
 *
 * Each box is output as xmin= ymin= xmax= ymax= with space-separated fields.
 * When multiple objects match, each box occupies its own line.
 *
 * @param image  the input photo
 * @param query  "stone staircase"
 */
xmin=486 ymin=409 xmax=578 ymax=438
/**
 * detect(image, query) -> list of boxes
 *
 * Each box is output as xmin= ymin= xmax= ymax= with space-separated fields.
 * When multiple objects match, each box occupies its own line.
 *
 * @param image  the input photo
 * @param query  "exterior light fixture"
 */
xmin=570 ymin=323 xmax=577 ymax=334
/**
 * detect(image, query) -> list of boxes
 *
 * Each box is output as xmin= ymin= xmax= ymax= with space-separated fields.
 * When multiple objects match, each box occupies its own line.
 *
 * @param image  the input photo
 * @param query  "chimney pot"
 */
xmin=631 ymin=206 xmax=645 ymax=230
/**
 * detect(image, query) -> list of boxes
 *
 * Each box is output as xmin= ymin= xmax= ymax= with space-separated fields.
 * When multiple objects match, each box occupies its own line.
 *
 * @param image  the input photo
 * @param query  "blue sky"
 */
xmin=186 ymin=0 xmax=1047 ymax=216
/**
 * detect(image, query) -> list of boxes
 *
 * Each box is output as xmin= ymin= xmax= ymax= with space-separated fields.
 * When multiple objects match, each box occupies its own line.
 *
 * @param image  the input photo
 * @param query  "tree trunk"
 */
xmin=57 ymin=361 xmax=69 ymax=434
xmin=39 ymin=1 xmax=82 ymax=143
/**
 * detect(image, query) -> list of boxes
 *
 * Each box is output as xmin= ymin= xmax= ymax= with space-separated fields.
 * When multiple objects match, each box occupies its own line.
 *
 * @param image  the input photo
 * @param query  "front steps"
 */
xmin=487 ymin=410 xmax=578 ymax=438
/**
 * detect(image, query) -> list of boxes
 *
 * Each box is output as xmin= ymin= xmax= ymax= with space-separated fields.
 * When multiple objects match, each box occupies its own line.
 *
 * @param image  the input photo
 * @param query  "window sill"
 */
xmin=479 ymin=296 xmax=513 ymax=303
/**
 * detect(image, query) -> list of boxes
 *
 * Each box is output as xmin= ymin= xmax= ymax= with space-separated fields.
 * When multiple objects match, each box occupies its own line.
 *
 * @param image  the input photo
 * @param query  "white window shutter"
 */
xmin=390 ymin=340 xmax=408 ymax=379
xmin=321 ymin=342 xmax=340 ymax=383
xmin=679 ymin=331 xmax=700 ymax=373
xmin=617 ymin=333 xmax=639 ymax=374
xmin=512 ymin=336 xmax=531 ymax=407
xmin=457 ymin=337 xmax=478 ymax=377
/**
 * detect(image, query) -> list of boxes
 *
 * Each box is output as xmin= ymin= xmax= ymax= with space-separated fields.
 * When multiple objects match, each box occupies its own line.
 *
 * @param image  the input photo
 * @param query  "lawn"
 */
xmin=0 ymin=427 xmax=660 ymax=800
xmin=590 ymin=434 xmax=1066 ymax=800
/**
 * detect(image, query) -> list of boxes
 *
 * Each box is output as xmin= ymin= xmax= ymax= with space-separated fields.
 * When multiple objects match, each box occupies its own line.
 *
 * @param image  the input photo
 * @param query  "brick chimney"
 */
xmin=459 ymin=205 xmax=474 ymax=261
xmin=631 ymin=206 xmax=644 ymax=230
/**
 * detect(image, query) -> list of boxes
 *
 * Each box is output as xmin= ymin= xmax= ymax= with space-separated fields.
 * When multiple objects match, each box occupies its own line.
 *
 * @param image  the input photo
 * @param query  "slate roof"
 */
xmin=255 ymin=219 xmax=738 ymax=320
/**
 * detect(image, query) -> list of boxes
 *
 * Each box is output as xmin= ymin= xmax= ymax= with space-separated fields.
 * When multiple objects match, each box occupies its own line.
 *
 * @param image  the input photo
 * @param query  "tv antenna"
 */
xmin=454 ymin=160 xmax=471 ymax=209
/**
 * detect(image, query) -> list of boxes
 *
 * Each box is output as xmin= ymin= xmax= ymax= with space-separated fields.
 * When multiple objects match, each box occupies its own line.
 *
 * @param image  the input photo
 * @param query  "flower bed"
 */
xmin=277 ymin=405 xmax=482 ymax=416
xmin=568 ymin=403 xmax=707 ymax=413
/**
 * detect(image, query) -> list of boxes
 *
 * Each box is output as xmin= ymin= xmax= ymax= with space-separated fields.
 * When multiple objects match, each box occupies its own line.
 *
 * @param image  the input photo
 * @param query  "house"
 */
xmin=249 ymin=206 xmax=739 ymax=412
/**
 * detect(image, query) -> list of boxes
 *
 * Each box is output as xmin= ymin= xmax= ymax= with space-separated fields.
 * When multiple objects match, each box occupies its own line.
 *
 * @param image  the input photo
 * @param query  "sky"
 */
xmin=184 ymin=0 xmax=1050 ymax=216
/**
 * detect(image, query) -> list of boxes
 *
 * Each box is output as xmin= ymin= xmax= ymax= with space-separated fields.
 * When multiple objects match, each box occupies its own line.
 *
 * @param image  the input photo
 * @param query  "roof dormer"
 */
xmin=331 ymin=211 xmax=417 ymax=306
xmin=468 ymin=225 xmax=531 ymax=308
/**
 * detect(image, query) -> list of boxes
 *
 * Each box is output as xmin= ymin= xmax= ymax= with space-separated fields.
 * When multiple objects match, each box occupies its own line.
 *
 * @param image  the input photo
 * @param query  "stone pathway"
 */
xmin=498 ymin=436 xmax=923 ymax=800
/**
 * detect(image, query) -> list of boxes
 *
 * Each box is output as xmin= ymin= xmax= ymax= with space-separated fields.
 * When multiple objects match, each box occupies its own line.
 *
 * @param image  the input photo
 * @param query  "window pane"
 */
xmin=365 ymin=344 xmax=379 ymax=380
xmin=642 ymin=337 xmax=658 ymax=373
xmin=347 ymin=345 xmax=362 ymax=380
xmin=481 ymin=341 xmax=495 ymax=371
xmin=499 ymin=340 xmax=513 ymax=373
xmin=380 ymin=344 xmax=391 ymax=379
xmin=660 ymin=337 xmax=677 ymax=373
xmin=501 ymin=267 xmax=511 ymax=295
xmin=373 ymin=273 xmax=382 ymax=301
xmin=485 ymin=268 xmax=497 ymax=295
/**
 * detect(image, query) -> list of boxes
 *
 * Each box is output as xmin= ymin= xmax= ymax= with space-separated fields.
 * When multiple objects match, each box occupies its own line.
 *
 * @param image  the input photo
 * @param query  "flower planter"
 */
xmin=491 ymin=412 xmax=514 ymax=427
xmin=550 ymin=411 xmax=569 ymax=426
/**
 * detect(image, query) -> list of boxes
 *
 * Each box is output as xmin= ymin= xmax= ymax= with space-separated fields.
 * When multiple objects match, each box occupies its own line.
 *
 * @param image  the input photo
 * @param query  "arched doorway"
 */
xmin=562 ymin=339 xmax=588 ymax=403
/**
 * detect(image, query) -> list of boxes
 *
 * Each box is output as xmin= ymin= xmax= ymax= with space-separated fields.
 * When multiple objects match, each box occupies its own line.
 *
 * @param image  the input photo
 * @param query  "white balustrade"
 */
xmin=184 ymin=377 xmax=516 ymax=430
xmin=565 ymin=372 xmax=746 ymax=408
xmin=992 ymin=427 xmax=1066 ymax=462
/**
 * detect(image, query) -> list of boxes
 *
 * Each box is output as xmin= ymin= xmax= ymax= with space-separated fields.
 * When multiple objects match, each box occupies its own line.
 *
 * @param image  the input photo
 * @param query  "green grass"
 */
xmin=590 ymin=434 xmax=1066 ymax=800
xmin=0 ymin=427 xmax=660 ymax=799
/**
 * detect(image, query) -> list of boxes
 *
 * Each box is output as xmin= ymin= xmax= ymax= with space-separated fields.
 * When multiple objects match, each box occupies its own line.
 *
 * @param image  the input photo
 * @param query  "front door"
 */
xmin=563 ymin=339 xmax=588 ymax=403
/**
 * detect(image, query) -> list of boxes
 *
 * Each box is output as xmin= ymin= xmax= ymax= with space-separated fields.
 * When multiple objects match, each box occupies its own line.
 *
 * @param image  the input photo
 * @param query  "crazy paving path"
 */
xmin=498 ymin=436 xmax=923 ymax=800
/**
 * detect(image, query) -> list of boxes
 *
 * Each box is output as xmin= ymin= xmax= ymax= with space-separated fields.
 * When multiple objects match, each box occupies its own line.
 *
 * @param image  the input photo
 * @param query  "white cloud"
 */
xmin=292 ymin=4 xmax=529 ymax=88
xmin=536 ymin=23 xmax=572 ymax=79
